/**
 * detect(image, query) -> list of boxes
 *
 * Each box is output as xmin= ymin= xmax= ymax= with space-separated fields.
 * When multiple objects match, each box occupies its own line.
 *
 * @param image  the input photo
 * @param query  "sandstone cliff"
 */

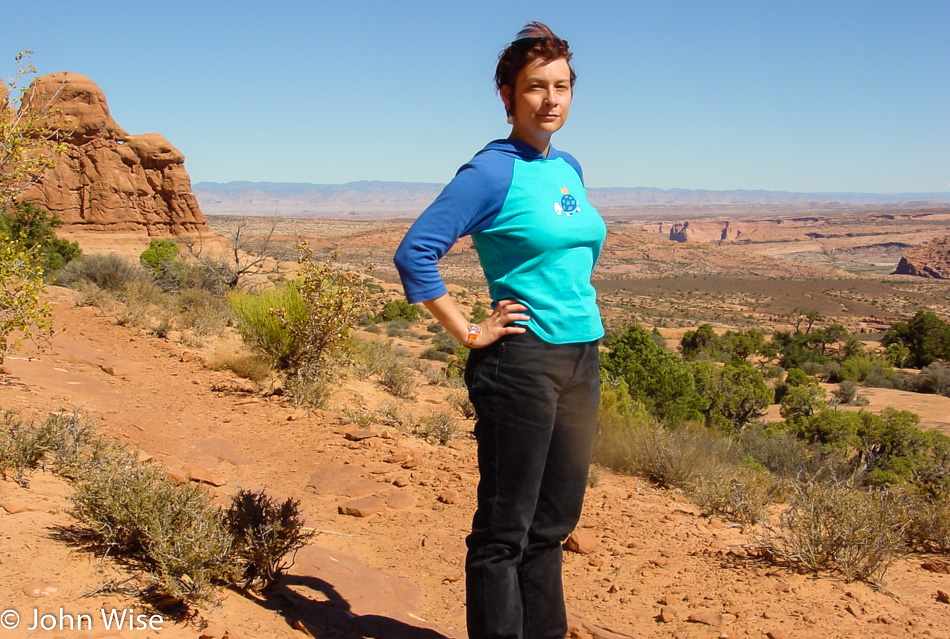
xmin=894 ymin=234 xmax=950 ymax=279
xmin=15 ymin=72 xmax=208 ymax=235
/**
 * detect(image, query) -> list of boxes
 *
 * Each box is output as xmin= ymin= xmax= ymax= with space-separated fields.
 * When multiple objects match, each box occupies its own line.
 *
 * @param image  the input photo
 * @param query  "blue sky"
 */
xmin=6 ymin=1 xmax=949 ymax=192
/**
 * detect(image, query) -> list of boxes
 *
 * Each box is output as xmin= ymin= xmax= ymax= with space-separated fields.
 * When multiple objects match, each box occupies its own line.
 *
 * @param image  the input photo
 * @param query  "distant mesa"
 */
xmin=14 ymin=72 xmax=208 ymax=235
xmin=893 ymin=235 xmax=950 ymax=279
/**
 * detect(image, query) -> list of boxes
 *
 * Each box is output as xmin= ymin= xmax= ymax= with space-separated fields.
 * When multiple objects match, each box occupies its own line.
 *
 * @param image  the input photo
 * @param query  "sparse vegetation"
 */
xmin=757 ymin=479 xmax=909 ymax=583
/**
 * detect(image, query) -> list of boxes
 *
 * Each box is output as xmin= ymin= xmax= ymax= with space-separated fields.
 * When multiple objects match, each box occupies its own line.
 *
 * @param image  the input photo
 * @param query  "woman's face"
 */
xmin=501 ymin=56 xmax=573 ymax=153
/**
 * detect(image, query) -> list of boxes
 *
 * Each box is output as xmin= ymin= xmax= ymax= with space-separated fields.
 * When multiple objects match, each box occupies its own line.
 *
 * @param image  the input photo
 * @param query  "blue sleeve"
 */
xmin=394 ymin=152 xmax=512 ymax=303
xmin=555 ymin=149 xmax=585 ymax=185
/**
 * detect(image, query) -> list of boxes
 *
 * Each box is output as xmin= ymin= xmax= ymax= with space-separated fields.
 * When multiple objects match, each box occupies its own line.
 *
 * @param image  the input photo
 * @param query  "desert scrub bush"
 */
xmin=420 ymin=347 xmax=450 ymax=362
xmin=176 ymin=287 xmax=233 ymax=340
xmin=230 ymin=282 xmax=306 ymax=369
xmin=57 ymin=253 xmax=145 ymax=293
xmin=0 ymin=409 xmax=101 ymax=485
xmin=378 ymin=356 xmax=416 ymax=399
xmin=688 ymin=465 xmax=774 ymax=525
xmin=284 ymin=375 xmax=332 ymax=409
xmin=225 ymin=488 xmax=315 ymax=590
xmin=209 ymin=348 xmax=272 ymax=383
xmin=419 ymin=409 xmax=460 ymax=445
xmin=70 ymin=444 xmax=236 ymax=603
xmin=447 ymin=390 xmax=476 ymax=419
xmin=386 ymin=318 xmax=412 ymax=338
xmin=736 ymin=425 xmax=812 ymax=479
xmin=902 ymin=485 xmax=950 ymax=552
xmin=431 ymin=330 xmax=457 ymax=354
xmin=594 ymin=377 xmax=655 ymax=472
xmin=758 ymin=479 xmax=910 ymax=583
xmin=622 ymin=421 xmax=732 ymax=490
xmin=0 ymin=409 xmax=52 ymax=485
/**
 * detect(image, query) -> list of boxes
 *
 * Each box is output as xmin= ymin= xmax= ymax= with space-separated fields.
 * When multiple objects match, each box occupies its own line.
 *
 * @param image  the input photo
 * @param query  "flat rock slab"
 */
xmin=344 ymin=428 xmax=379 ymax=441
xmin=339 ymin=496 xmax=387 ymax=517
xmin=183 ymin=464 xmax=227 ymax=487
xmin=1 ymin=501 xmax=46 ymax=514
xmin=306 ymin=466 xmax=381 ymax=498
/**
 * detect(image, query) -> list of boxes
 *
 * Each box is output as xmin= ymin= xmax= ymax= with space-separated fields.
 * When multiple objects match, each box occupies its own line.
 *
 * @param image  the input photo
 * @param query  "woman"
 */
xmin=394 ymin=22 xmax=605 ymax=639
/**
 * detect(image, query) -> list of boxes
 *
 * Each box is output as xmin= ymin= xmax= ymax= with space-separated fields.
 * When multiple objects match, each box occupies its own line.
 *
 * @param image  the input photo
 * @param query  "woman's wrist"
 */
xmin=463 ymin=323 xmax=482 ymax=347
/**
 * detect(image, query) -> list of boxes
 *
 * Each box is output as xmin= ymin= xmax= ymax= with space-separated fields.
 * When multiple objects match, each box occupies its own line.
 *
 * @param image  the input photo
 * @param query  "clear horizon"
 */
xmin=6 ymin=0 xmax=949 ymax=194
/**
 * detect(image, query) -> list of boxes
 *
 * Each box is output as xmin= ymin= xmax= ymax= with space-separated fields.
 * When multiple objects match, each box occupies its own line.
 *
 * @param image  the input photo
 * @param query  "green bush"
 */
xmin=680 ymin=324 xmax=720 ymax=361
xmin=0 ymin=201 xmax=81 ymax=274
xmin=691 ymin=360 xmax=773 ymax=431
xmin=377 ymin=299 xmax=420 ymax=322
xmin=139 ymin=238 xmax=180 ymax=273
xmin=229 ymin=282 xmax=307 ymax=370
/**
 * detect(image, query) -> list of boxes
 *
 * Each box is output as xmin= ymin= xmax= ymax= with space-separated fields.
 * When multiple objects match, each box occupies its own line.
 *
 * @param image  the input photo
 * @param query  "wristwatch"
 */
xmin=465 ymin=323 xmax=482 ymax=347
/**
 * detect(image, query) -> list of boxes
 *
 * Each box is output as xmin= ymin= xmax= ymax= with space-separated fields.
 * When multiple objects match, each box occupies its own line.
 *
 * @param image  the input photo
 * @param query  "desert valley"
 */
xmin=2 ymin=72 xmax=950 ymax=639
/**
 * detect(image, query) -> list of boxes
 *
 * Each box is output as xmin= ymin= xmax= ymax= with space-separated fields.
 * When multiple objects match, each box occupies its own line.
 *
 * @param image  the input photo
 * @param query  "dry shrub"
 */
xmin=225 ymin=488 xmax=315 ymax=590
xmin=689 ymin=465 xmax=774 ymax=525
xmin=70 ymin=444 xmax=236 ymax=603
xmin=210 ymin=348 xmax=272 ymax=383
xmin=419 ymin=409 xmax=459 ymax=445
xmin=902 ymin=486 xmax=950 ymax=552
xmin=623 ymin=422 xmax=731 ymax=490
xmin=176 ymin=287 xmax=232 ymax=340
xmin=758 ymin=479 xmax=910 ymax=583
xmin=72 ymin=279 xmax=115 ymax=310
xmin=284 ymin=375 xmax=331 ymax=409
xmin=355 ymin=338 xmax=416 ymax=399
xmin=58 ymin=253 xmax=145 ymax=293
xmin=0 ymin=410 xmax=99 ymax=486
xmin=447 ymin=390 xmax=476 ymax=419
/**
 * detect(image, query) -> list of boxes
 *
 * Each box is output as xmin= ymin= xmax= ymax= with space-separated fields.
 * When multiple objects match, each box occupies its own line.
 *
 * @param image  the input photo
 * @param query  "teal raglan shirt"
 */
xmin=394 ymin=139 xmax=606 ymax=344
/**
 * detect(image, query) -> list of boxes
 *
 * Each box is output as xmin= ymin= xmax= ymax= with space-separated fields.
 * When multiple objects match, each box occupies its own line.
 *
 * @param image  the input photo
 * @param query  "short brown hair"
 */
xmin=495 ymin=22 xmax=575 ymax=116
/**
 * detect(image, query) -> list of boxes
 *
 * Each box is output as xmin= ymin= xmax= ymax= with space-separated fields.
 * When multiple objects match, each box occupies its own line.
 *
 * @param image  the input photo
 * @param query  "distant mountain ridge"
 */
xmin=192 ymin=180 xmax=950 ymax=218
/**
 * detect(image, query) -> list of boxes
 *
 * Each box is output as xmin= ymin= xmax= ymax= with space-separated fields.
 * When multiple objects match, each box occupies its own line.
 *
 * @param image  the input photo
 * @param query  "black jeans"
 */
xmin=463 ymin=330 xmax=600 ymax=639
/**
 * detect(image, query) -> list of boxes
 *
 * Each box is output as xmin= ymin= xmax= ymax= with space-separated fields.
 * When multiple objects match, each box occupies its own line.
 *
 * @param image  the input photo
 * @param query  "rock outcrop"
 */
xmin=16 ymin=72 xmax=208 ymax=235
xmin=893 ymin=234 xmax=950 ymax=279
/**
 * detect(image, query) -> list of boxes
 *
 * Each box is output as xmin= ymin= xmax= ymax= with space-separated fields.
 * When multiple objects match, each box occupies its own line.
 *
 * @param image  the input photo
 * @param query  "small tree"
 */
xmin=0 ymin=236 xmax=52 ymax=364
xmin=692 ymin=360 xmax=774 ymax=431
xmin=882 ymin=309 xmax=950 ymax=369
xmin=602 ymin=323 xmax=704 ymax=425
xmin=0 ymin=201 xmax=80 ymax=273
xmin=275 ymin=244 xmax=371 ymax=382
xmin=182 ymin=217 xmax=288 ymax=290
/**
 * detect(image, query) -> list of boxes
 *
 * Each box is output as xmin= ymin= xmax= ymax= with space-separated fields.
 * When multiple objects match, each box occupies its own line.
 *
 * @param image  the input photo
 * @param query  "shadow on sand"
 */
xmin=262 ymin=573 xmax=457 ymax=639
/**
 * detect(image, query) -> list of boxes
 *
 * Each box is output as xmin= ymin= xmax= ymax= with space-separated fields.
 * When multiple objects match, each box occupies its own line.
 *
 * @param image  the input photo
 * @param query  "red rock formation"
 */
xmin=893 ymin=234 xmax=950 ymax=279
xmin=16 ymin=72 xmax=208 ymax=235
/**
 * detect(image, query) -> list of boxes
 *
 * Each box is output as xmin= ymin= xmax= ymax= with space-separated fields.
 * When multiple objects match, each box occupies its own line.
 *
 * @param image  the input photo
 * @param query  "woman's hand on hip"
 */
xmin=471 ymin=299 xmax=529 ymax=348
